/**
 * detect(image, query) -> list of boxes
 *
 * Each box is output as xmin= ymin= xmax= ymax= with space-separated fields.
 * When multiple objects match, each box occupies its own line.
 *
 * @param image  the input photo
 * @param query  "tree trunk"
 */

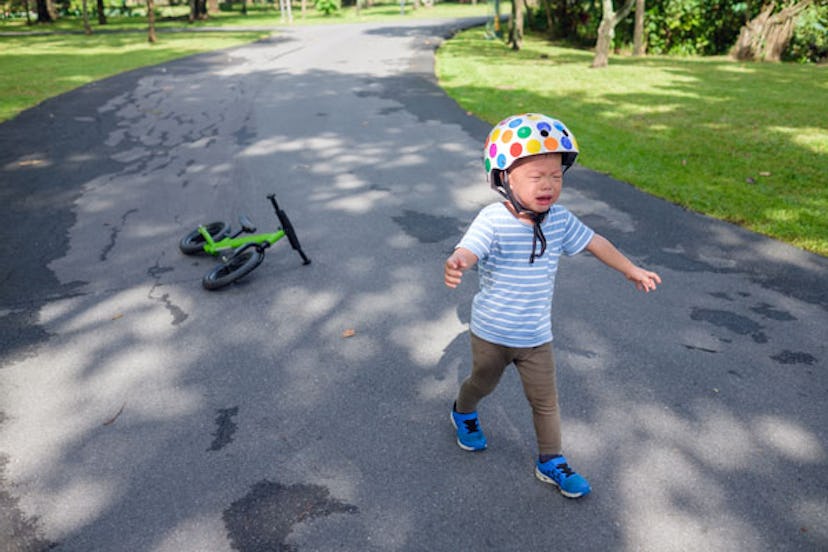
xmin=147 ymin=0 xmax=157 ymax=43
xmin=591 ymin=0 xmax=636 ymax=68
xmin=633 ymin=0 xmax=645 ymax=55
xmin=35 ymin=0 xmax=54 ymax=22
xmin=25 ymin=0 xmax=33 ymax=24
xmin=96 ymin=0 xmax=106 ymax=24
xmin=730 ymin=1 xmax=812 ymax=61
xmin=208 ymin=0 xmax=218 ymax=14
xmin=190 ymin=0 xmax=207 ymax=20
xmin=509 ymin=0 xmax=524 ymax=50
xmin=540 ymin=0 xmax=552 ymax=32
xmin=81 ymin=0 xmax=92 ymax=34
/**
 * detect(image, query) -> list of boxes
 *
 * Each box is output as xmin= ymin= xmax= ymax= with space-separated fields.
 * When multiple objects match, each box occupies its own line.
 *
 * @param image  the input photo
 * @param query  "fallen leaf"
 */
xmin=681 ymin=159 xmax=687 ymax=166
xmin=111 ymin=313 xmax=124 ymax=321
xmin=342 ymin=329 xmax=356 ymax=338
xmin=759 ymin=171 xmax=772 ymax=177
xmin=745 ymin=177 xmax=755 ymax=184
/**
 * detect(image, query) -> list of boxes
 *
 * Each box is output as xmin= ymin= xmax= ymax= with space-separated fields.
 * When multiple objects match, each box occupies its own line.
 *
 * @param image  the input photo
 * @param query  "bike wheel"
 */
xmin=179 ymin=221 xmax=231 ymax=255
xmin=202 ymin=248 xmax=265 ymax=290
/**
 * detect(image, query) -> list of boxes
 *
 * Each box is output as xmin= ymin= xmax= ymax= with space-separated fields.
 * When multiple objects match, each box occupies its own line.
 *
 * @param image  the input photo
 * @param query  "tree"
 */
xmin=509 ymin=0 xmax=525 ymax=50
xmin=592 ymin=0 xmax=636 ymax=68
xmin=96 ymin=0 xmax=107 ymax=25
xmin=189 ymin=0 xmax=208 ymax=21
xmin=730 ymin=0 xmax=813 ymax=61
xmin=147 ymin=0 xmax=157 ymax=43
xmin=633 ymin=0 xmax=645 ymax=55
xmin=35 ymin=0 xmax=54 ymax=22
xmin=81 ymin=0 xmax=91 ymax=34
xmin=540 ymin=0 xmax=553 ymax=31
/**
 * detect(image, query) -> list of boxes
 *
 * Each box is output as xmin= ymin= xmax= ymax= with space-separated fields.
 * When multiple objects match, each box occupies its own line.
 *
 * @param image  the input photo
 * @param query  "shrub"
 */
xmin=314 ymin=0 xmax=339 ymax=16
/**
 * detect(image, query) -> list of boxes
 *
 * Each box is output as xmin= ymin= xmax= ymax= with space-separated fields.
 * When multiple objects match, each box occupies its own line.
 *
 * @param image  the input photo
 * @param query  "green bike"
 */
xmin=179 ymin=194 xmax=311 ymax=290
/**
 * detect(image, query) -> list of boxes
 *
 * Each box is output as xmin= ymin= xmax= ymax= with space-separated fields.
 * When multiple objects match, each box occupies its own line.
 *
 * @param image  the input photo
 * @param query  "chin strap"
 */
xmin=496 ymin=171 xmax=549 ymax=264
xmin=529 ymin=212 xmax=547 ymax=264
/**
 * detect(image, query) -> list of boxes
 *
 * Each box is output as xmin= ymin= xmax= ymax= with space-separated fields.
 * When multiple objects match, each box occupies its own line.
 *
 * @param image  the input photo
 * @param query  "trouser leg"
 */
xmin=514 ymin=342 xmax=562 ymax=456
xmin=456 ymin=333 xmax=511 ymax=413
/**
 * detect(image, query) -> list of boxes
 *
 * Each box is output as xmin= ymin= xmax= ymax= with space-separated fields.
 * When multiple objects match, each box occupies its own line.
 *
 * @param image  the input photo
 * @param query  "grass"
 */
xmin=436 ymin=29 xmax=828 ymax=256
xmin=0 ymin=3 xmax=490 ymax=122
xmin=0 ymin=1 xmax=491 ymax=30
xmin=0 ymin=32 xmax=270 ymax=121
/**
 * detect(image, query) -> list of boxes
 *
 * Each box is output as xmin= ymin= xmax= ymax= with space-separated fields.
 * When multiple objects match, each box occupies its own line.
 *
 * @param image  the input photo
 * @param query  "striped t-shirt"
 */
xmin=457 ymin=202 xmax=594 ymax=348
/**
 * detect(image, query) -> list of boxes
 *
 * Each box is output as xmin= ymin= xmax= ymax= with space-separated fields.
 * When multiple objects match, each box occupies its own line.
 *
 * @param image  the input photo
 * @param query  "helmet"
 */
xmin=483 ymin=113 xmax=579 ymax=179
xmin=483 ymin=113 xmax=580 ymax=264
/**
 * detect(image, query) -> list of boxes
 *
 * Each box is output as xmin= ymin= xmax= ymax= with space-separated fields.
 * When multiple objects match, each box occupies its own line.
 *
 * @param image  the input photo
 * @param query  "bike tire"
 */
xmin=179 ymin=221 xmax=231 ymax=255
xmin=202 ymin=248 xmax=265 ymax=290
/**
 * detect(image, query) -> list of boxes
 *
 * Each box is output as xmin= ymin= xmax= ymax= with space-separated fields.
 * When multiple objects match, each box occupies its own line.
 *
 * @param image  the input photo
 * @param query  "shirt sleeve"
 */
xmin=457 ymin=208 xmax=495 ymax=261
xmin=560 ymin=208 xmax=595 ymax=256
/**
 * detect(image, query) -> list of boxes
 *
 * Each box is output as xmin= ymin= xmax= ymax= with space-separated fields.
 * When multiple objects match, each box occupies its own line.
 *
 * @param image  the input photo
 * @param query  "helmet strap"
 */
xmin=495 ymin=171 xmax=549 ymax=264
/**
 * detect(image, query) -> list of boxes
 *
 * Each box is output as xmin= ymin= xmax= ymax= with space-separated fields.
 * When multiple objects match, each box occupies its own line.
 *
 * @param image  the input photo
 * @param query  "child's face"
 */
xmin=507 ymin=153 xmax=563 ymax=213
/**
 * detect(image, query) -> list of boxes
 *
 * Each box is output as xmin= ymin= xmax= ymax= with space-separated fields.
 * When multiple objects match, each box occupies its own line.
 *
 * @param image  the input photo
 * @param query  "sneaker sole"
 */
xmin=534 ymin=466 xmax=588 ymax=499
xmin=449 ymin=412 xmax=486 ymax=452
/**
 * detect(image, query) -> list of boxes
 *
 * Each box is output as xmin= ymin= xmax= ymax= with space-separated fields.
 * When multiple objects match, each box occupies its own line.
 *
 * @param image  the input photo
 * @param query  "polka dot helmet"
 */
xmin=484 ymin=113 xmax=579 ymax=179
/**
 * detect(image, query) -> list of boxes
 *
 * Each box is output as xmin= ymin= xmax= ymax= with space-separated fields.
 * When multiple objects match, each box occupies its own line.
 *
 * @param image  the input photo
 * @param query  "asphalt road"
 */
xmin=1 ymin=18 xmax=826 ymax=552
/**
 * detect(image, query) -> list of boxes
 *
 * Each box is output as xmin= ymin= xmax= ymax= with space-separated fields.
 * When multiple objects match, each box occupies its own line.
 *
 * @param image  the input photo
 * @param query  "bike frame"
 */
xmin=198 ymin=227 xmax=284 ymax=255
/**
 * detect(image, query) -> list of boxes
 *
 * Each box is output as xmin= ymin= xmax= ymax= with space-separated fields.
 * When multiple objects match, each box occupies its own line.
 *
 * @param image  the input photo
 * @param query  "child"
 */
xmin=444 ymin=113 xmax=661 ymax=499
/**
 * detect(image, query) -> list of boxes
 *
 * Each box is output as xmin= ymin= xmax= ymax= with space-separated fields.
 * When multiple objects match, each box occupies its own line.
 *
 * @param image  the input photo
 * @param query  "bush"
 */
xmin=314 ymin=0 xmax=339 ymax=15
xmin=784 ymin=4 xmax=828 ymax=63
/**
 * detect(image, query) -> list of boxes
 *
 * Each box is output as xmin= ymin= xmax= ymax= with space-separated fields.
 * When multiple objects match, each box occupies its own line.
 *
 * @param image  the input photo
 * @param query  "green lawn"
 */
xmin=0 ymin=32 xmax=270 ymax=122
xmin=436 ymin=29 xmax=828 ymax=256
xmin=0 ymin=1 xmax=491 ymax=30
xmin=0 ymin=3 xmax=490 ymax=122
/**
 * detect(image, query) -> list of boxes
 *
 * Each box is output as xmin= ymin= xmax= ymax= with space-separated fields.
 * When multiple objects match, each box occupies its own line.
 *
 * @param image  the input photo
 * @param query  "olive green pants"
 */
xmin=456 ymin=332 xmax=562 ymax=456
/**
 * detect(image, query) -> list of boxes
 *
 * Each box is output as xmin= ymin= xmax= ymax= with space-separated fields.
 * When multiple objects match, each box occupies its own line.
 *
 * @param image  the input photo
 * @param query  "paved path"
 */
xmin=1 ymin=18 xmax=826 ymax=552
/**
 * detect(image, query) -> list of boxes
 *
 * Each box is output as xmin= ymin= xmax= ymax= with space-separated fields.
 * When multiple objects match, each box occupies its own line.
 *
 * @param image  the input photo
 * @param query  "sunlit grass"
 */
xmin=0 ymin=2 xmax=491 ymax=122
xmin=0 ymin=1 xmax=492 ymax=30
xmin=436 ymin=29 xmax=828 ymax=256
xmin=0 ymin=32 xmax=269 ymax=122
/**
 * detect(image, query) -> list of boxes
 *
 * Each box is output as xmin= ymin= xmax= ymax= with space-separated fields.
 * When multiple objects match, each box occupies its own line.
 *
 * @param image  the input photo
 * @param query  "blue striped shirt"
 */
xmin=457 ymin=202 xmax=594 ymax=347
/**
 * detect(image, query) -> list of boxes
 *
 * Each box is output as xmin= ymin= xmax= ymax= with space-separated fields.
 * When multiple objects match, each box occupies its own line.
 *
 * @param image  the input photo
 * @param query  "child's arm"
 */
xmin=444 ymin=247 xmax=479 ymax=289
xmin=586 ymin=234 xmax=661 ymax=292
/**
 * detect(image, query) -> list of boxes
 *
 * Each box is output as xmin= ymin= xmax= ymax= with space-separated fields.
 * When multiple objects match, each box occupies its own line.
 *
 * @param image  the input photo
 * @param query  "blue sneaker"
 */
xmin=535 ymin=455 xmax=591 ymax=498
xmin=450 ymin=403 xmax=487 ymax=451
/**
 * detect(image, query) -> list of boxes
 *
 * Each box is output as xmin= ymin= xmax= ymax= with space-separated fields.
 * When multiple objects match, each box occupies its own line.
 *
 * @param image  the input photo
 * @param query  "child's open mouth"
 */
xmin=535 ymin=195 xmax=553 ymax=206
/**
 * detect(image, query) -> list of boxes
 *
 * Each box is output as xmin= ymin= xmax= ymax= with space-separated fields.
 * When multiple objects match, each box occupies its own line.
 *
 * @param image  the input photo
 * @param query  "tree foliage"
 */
xmin=525 ymin=0 xmax=827 ymax=63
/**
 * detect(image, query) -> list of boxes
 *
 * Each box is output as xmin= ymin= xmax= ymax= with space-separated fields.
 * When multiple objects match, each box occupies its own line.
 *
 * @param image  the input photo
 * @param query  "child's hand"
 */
xmin=626 ymin=267 xmax=662 ymax=293
xmin=444 ymin=249 xmax=476 ymax=288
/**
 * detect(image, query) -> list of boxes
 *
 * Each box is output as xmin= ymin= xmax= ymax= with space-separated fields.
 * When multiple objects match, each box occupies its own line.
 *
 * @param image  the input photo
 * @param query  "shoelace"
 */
xmin=462 ymin=418 xmax=481 ymax=434
xmin=554 ymin=461 xmax=575 ymax=478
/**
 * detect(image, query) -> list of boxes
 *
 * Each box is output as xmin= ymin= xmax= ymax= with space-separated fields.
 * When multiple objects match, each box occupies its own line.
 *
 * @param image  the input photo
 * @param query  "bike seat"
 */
xmin=239 ymin=214 xmax=256 ymax=233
